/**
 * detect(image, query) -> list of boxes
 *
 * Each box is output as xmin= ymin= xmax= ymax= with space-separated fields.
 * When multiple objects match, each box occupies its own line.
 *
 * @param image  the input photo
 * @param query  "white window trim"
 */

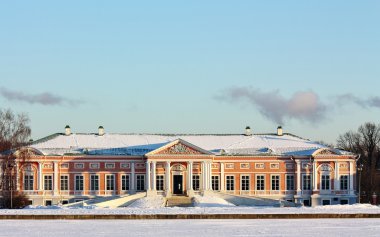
xmin=105 ymin=174 xmax=116 ymax=191
xmin=43 ymin=174 xmax=53 ymax=191
xmin=240 ymin=174 xmax=250 ymax=191
xmin=89 ymin=163 xmax=100 ymax=169
xmin=60 ymin=175 xmax=70 ymax=191
xmin=136 ymin=174 xmax=145 ymax=191
xmin=225 ymin=163 xmax=234 ymax=169
xmin=74 ymin=174 xmax=84 ymax=191
xmin=225 ymin=174 xmax=235 ymax=191
xmin=156 ymin=175 xmax=164 ymax=191
xmin=285 ymin=174 xmax=294 ymax=191
xmin=240 ymin=163 xmax=250 ymax=169
xmin=270 ymin=174 xmax=280 ymax=191
xmin=74 ymin=163 xmax=85 ymax=169
xmin=105 ymin=163 xmax=116 ymax=169
xmin=255 ymin=174 xmax=265 ymax=191
xmin=90 ymin=174 xmax=100 ymax=191
xmin=211 ymin=175 xmax=220 ymax=191
xmin=302 ymin=174 xmax=312 ymax=190
xmin=255 ymin=163 xmax=265 ymax=169
xmin=121 ymin=174 xmax=130 ymax=191
xmin=270 ymin=163 xmax=280 ymax=169
xmin=322 ymin=198 xmax=331 ymax=205
xmin=320 ymin=173 xmax=331 ymax=190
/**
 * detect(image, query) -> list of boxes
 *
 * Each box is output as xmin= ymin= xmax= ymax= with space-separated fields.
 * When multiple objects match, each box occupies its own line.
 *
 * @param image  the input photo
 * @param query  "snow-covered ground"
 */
xmin=1 ymin=219 xmax=379 ymax=237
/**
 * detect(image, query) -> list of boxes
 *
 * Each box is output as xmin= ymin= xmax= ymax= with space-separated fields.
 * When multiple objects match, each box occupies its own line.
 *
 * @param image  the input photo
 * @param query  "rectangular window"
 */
xmin=192 ymin=175 xmax=200 ymax=191
xmin=136 ymin=175 xmax=145 ymax=191
xmin=321 ymin=175 xmax=330 ymax=190
xmin=60 ymin=175 xmax=69 ymax=191
xmin=156 ymin=175 xmax=164 ymax=191
xmin=303 ymin=175 xmax=311 ymax=190
xmin=286 ymin=175 xmax=294 ymax=190
xmin=90 ymin=174 xmax=99 ymax=191
xmin=241 ymin=175 xmax=250 ymax=191
xmin=44 ymin=175 xmax=53 ymax=190
xmin=75 ymin=175 xmax=84 ymax=191
xmin=271 ymin=175 xmax=280 ymax=191
xmin=256 ymin=175 xmax=265 ymax=190
xmin=340 ymin=175 xmax=348 ymax=190
xmin=106 ymin=174 xmax=115 ymax=191
xmin=105 ymin=163 xmax=115 ymax=169
xmin=121 ymin=174 xmax=130 ymax=191
xmin=226 ymin=175 xmax=235 ymax=191
xmin=211 ymin=175 xmax=219 ymax=191
xmin=24 ymin=175 xmax=34 ymax=190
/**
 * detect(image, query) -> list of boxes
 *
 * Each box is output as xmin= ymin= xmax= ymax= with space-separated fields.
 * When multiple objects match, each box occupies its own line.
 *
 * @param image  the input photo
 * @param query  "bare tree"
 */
xmin=336 ymin=122 xmax=380 ymax=202
xmin=0 ymin=109 xmax=31 ymax=208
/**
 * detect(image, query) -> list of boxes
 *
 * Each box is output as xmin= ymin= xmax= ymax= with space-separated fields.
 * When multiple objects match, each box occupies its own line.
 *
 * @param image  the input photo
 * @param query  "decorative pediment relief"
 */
xmin=313 ymin=148 xmax=339 ymax=156
xmin=318 ymin=163 xmax=334 ymax=172
xmin=147 ymin=139 xmax=213 ymax=156
xmin=157 ymin=143 xmax=203 ymax=155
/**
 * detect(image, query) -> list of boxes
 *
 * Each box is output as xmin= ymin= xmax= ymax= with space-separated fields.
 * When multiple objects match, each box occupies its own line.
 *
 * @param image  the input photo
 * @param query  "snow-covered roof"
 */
xmin=29 ymin=132 xmax=346 ymax=157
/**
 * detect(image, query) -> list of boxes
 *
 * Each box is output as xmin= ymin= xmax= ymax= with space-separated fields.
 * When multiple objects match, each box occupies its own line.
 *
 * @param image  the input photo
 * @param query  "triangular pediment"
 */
xmin=312 ymin=148 xmax=339 ymax=156
xmin=146 ymin=139 xmax=213 ymax=156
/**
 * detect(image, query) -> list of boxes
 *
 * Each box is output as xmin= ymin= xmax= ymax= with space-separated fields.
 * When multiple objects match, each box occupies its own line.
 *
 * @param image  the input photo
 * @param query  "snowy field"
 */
xmin=1 ymin=195 xmax=380 ymax=215
xmin=1 ymin=219 xmax=380 ymax=237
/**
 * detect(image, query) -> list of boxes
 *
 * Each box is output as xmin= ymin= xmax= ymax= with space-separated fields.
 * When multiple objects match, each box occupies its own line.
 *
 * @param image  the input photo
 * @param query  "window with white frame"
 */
xmin=212 ymin=175 xmax=219 ymax=191
xmin=303 ymin=174 xmax=311 ymax=190
xmin=90 ymin=163 xmax=99 ymax=169
xmin=60 ymin=175 xmax=69 ymax=191
xmin=106 ymin=174 xmax=115 ymax=191
xmin=121 ymin=174 xmax=130 ymax=191
xmin=256 ymin=175 xmax=265 ymax=190
xmin=44 ymin=175 xmax=53 ymax=190
xmin=286 ymin=175 xmax=294 ymax=190
xmin=105 ymin=163 xmax=115 ymax=169
xmin=90 ymin=174 xmax=99 ymax=191
xmin=75 ymin=175 xmax=84 ymax=191
xmin=321 ymin=175 xmax=330 ymax=190
xmin=24 ymin=175 xmax=34 ymax=190
xmin=74 ymin=163 xmax=84 ymax=169
xmin=271 ymin=175 xmax=280 ymax=191
xmin=156 ymin=175 xmax=164 ymax=191
xmin=241 ymin=175 xmax=250 ymax=191
xmin=226 ymin=175 xmax=235 ymax=191
xmin=192 ymin=175 xmax=200 ymax=191
xmin=136 ymin=175 xmax=145 ymax=191
xmin=340 ymin=175 xmax=348 ymax=190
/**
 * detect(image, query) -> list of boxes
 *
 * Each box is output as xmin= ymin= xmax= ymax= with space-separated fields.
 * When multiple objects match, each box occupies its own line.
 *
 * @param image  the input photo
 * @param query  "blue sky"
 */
xmin=0 ymin=1 xmax=379 ymax=144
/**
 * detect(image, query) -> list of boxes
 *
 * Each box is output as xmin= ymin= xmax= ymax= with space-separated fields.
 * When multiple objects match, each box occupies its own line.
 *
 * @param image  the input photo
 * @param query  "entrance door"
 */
xmin=173 ymin=175 xmax=183 ymax=195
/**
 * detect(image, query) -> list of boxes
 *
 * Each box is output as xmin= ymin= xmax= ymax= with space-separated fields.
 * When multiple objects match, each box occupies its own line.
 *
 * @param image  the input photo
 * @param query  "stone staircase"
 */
xmin=166 ymin=196 xmax=193 ymax=207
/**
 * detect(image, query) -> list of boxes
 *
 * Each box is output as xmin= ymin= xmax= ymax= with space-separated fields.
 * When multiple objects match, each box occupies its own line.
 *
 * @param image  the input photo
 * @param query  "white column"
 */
xmin=220 ymin=163 xmax=225 ymax=191
xmin=208 ymin=162 xmax=212 ymax=190
xmin=349 ymin=161 xmax=354 ymax=194
xmin=38 ymin=162 xmax=43 ymax=191
xmin=152 ymin=161 xmax=156 ymax=191
xmin=54 ymin=162 xmax=59 ymax=195
xmin=188 ymin=161 xmax=193 ymax=190
xmin=201 ymin=161 xmax=206 ymax=191
xmin=146 ymin=161 xmax=151 ymax=191
xmin=296 ymin=160 xmax=301 ymax=194
xmin=130 ymin=162 xmax=135 ymax=192
xmin=334 ymin=161 xmax=340 ymax=191
xmin=313 ymin=161 xmax=318 ymax=191
xmin=165 ymin=161 xmax=171 ymax=196
xmin=15 ymin=162 xmax=19 ymax=191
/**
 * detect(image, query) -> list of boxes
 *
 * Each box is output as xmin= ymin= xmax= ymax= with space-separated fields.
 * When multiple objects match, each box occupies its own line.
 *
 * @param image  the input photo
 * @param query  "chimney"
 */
xmin=98 ymin=126 xmax=105 ymax=136
xmin=277 ymin=126 xmax=283 ymax=136
xmin=245 ymin=126 xmax=252 ymax=136
xmin=65 ymin=125 xmax=71 ymax=136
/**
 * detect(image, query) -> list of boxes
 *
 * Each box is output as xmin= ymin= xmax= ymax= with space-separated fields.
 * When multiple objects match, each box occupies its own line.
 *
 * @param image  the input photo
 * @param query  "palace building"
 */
xmin=3 ymin=126 xmax=358 ymax=207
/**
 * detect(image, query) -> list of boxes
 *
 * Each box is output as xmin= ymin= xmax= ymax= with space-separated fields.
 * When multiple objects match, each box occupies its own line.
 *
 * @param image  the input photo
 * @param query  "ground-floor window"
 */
xmin=340 ymin=175 xmax=348 ymax=190
xmin=24 ymin=175 xmax=34 ymax=190
xmin=340 ymin=199 xmax=349 ymax=205
xmin=192 ymin=175 xmax=200 ymax=191
xmin=136 ymin=175 xmax=145 ymax=191
xmin=45 ymin=200 xmax=52 ymax=206
xmin=271 ymin=175 xmax=280 ymax=191
xmin=61 ymin=200 xmax=69 ymax=205
xmin=75 ymin=175 xmax=84 ymax=191
xmin=241 ymin=175 xmax=250 ymax=191
xmin=322 ymin=199 xmax=331 ymax=205
xmin=156 ymin=175 xmax=164 ymax=191
xmin=106 ymin=174 xmax=115 ymax=191
xmin=211 ymin=175 xmax=219 ymax=191
xmin=90 ymin=174 xmax=99 ymax=191
xmin=44 ymin=175 xmax=53 ymax=191
xmin=286 ymin=175 xmax=294 ymax=190
xmin=321 ymin=175 xmax=330 ymax=190
xmin=303 ymin=174 xmax=311 ymax=190
xmin=60 ymin=175 xmax=69 ymax=191
xmin=303 ymin=199 xmax=311 ymax=206
xmin=256 ymin=175 xmax=265 ymax=190
xmin=226 ymin=175 xmax=235 ymax=191
xmin=121 ymin=174 xmax=130 ymax=191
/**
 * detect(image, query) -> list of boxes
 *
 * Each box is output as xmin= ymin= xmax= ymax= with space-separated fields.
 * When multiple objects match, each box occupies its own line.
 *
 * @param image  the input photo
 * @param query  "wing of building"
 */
xmin=4 ymin=126 xmax=358 ymax=207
